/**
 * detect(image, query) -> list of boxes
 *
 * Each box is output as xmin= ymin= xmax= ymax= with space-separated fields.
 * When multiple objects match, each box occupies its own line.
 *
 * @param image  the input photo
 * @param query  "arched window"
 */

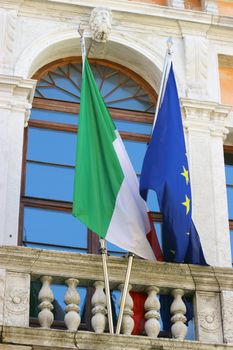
xmin=19 ymin=57 xmax=162 ymax=256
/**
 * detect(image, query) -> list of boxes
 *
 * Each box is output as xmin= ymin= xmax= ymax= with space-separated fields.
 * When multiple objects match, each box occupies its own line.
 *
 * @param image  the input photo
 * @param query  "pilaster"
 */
xmin=0 ymin=8 xmax=18 ymax=75
xmin=181 ymin=27 xmax=209 ymax=100
xmin=201 ymin=0 xmax=218 ymax=14
xmin=221 ymin=291 xmax=233 ymax=343
xmin=194 ymin=291 xmax=223 ymax=343
xmin=0 ymin=75 xmax=36 ymax=246
xmin=167 ymin=0 xmax=185 ymax=9
xmin=181 ymin=98 xmax=231 ymax=267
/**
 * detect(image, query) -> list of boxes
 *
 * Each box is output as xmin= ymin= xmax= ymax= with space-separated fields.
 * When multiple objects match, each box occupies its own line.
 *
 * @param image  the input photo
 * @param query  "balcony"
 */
xmin=0 ymin=246 xmax=233 ymax=350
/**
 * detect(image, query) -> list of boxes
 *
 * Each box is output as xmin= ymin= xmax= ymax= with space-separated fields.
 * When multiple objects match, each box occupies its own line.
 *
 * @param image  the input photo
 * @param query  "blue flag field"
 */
xmin=140 ymin=62 xmax=207 ymax=265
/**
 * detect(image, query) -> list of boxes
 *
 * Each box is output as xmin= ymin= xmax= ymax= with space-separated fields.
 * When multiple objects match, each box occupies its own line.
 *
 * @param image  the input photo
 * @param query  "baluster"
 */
xmin=38 ymin=276 xmax=54 ymax=328
xmin=170 ymin=289 xmax=187 ymax=340
xmin=91 ymin=281 xmax=107 ymax=333
xmin=144 ymin=286 xmax=160 ymax=338
xmin=64 ymin=278 xmax=80 ymax=331
xmin=118 ymin=283 xmax=134 ymax=335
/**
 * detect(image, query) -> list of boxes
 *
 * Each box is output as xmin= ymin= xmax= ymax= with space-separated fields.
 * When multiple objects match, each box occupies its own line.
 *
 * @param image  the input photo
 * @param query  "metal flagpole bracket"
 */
xmin=116 ymin=252 xmax=134 ymax=335
xmin=167 ymin=37 xmax=173 ymax=55
xmin=78 ymin=24 xmax=84 ymax=38
xmin=99 ymin=239 xmax=114 ymax=334
xmin=78 ymin=24 xmax=86 ymax=70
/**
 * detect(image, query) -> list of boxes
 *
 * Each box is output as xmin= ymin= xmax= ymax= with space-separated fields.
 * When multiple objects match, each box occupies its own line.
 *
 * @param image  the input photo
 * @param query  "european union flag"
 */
xmin=140 ymin=63 xmax=207 ymax=265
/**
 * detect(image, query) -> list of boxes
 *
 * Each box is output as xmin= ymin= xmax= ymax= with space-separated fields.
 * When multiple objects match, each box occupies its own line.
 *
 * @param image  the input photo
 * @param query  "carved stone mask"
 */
xmin=89 ymin=7 xmax=112 ymax=43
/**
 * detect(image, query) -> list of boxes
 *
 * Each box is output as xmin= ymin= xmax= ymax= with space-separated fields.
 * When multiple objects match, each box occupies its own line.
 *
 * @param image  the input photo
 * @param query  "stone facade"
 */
xmin=0 ymin=0 xmax=233 ymax=348
xmin=0 ymin=0 xmax=232 ymax=266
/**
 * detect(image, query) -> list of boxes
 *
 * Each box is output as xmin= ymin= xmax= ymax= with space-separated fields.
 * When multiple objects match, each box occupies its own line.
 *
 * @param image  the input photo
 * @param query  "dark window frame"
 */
xmin=19 ymin=58 xmax=163 ymax=331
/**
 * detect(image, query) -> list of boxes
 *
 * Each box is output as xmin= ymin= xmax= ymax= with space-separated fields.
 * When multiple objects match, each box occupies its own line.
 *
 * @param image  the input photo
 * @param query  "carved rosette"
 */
xmin=199 ymin=309 xmax=221 ymax=332
xmin=6 ymin=289 xmax=28 ymax=314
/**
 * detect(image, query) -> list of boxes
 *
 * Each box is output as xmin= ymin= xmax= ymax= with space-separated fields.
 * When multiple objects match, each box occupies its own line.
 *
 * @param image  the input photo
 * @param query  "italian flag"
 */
xmin=72 ymin=58 xmax=155 ymax=261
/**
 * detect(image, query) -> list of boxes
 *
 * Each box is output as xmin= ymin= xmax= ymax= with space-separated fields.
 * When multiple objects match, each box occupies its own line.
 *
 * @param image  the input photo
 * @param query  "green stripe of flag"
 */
xmin=72 ymin=58 xmax=124 ymax=237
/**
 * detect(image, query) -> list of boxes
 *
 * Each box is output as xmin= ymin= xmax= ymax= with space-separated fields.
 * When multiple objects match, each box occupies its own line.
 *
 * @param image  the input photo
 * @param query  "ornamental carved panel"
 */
xmin=0 ymin=9 xmax=17 ymax=74
xmin=4 ymin=272 xmax=30 ymax=327
xmin=195 ymin=291 xmax=223 ymax=343
xmin=184 ymin=35 xmax=208 ymax=99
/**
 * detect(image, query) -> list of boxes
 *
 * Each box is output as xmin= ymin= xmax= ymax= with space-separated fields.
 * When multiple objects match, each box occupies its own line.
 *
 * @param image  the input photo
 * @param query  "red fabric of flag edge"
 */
xmin=130 ymin=212 xmax=163 ymax=335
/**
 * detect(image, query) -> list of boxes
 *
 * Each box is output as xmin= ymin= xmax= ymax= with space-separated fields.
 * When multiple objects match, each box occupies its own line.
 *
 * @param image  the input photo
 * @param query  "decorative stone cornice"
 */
xmin=33 ymin=0 xmax=233 ymax=31
xmin=0 ymin=75 xmax=36 ymax=126
xmin=181 ymin=98 xmax=231 ymax=139
xmin=2 ymin=325 xmax=233 ymax=350
xmin=0 ymin=246 xmax=233 ymax=294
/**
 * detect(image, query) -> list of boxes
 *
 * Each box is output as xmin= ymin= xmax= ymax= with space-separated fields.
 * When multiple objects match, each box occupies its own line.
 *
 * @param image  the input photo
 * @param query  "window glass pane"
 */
xmin=114 ymin=120 xmax=152 ymax=134
xmin=186 ymin=318 xmax=195 ymax=340
xmin=31 ymin=109 xmax=78 ymax=125
xmin=27 ymin=128 xmax=76 ymax=165
xmin=30 ymin=282 xmax=87 ymax=322
xmin=25 ymin=242 xmax=85 ymax=253
xmin=124 ymin=140 xmax=147 ymax=173
xmin=107 ymin=97 xmax=152 ymax=111
xmin=23 ymin=207 xmax=87 ymax=249
xmin=51 ymin=283 xmax=66 ymax=321
xmin=35 ymin=63 xmax=155 ymax=113
xmin=225 ymin=164 xmax=233 ymax=185
xmin=154 ymin=222 xmax=163 ymax=252
xmin=25 ymin=162 xmax=74 ymax=201
xmin=147 ymin=190 xmax=160 ymax=212
xmin=111 ymin=290 xmax=121 ymax=323
xmin=106 ymin=241 xmax=127 ymax=256
xmin=51 ymin=284 xmax=87 ymax=322
xmin=36 ymin=65 xmax=81 ymax=102
xmin=227 ymin=187 xmax=233 ymax=220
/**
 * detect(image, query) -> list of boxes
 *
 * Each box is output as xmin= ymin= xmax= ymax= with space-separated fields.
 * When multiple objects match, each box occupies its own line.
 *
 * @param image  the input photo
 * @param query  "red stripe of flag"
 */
xmin=130 ymin=213 xmax=163 ymax=335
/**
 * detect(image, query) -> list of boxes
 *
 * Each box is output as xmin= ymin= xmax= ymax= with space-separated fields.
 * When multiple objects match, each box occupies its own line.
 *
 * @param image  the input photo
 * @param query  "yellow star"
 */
xmin=181 ymin=166 xmax=189 ymax=185
xmin=182 ymin=195 xmax=190 ymax=215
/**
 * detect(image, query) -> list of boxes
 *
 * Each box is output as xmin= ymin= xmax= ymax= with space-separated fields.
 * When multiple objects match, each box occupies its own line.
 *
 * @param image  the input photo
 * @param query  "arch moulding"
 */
xmin=14 ymin=28 xmax=163 ymax=95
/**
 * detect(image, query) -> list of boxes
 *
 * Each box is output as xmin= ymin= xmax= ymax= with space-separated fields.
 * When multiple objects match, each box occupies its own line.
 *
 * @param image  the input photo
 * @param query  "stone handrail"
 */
xmin=0 ymin=246 xmax=233 ymax=344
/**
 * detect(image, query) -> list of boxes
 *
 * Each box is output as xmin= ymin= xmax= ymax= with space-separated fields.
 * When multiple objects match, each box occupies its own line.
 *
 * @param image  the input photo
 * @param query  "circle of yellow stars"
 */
xmin=181 ymin=166 xmax=190 ymax=215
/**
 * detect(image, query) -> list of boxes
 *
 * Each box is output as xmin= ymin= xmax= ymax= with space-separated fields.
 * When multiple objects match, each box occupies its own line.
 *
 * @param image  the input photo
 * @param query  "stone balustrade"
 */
xmin=0 ymin=246 xmax=233 ymax=350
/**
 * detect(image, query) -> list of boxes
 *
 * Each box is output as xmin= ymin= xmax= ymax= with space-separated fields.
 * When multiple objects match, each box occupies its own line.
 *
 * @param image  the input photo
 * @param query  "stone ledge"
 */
xmin=1 ymin=326 xmax=233 ymax=350
xmin=1 ymin=246 xmax=233 ymax=293
xmin=0 ymin=345 xmax=31 ymax=350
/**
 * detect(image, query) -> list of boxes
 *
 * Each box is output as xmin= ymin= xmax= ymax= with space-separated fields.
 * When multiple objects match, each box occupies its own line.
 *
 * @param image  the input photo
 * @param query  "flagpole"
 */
xmin=115 ymin=252 xmax=134 ymax=335
xmin=152 ymin=37 xmax=173 ymax=131
xmin=100 ymin=239 xmax=114 ymax=334
xmin=78 ymin=25 xmax=86 ymax=72
xmin=78 ymin=27 xmax=114 ymax=334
